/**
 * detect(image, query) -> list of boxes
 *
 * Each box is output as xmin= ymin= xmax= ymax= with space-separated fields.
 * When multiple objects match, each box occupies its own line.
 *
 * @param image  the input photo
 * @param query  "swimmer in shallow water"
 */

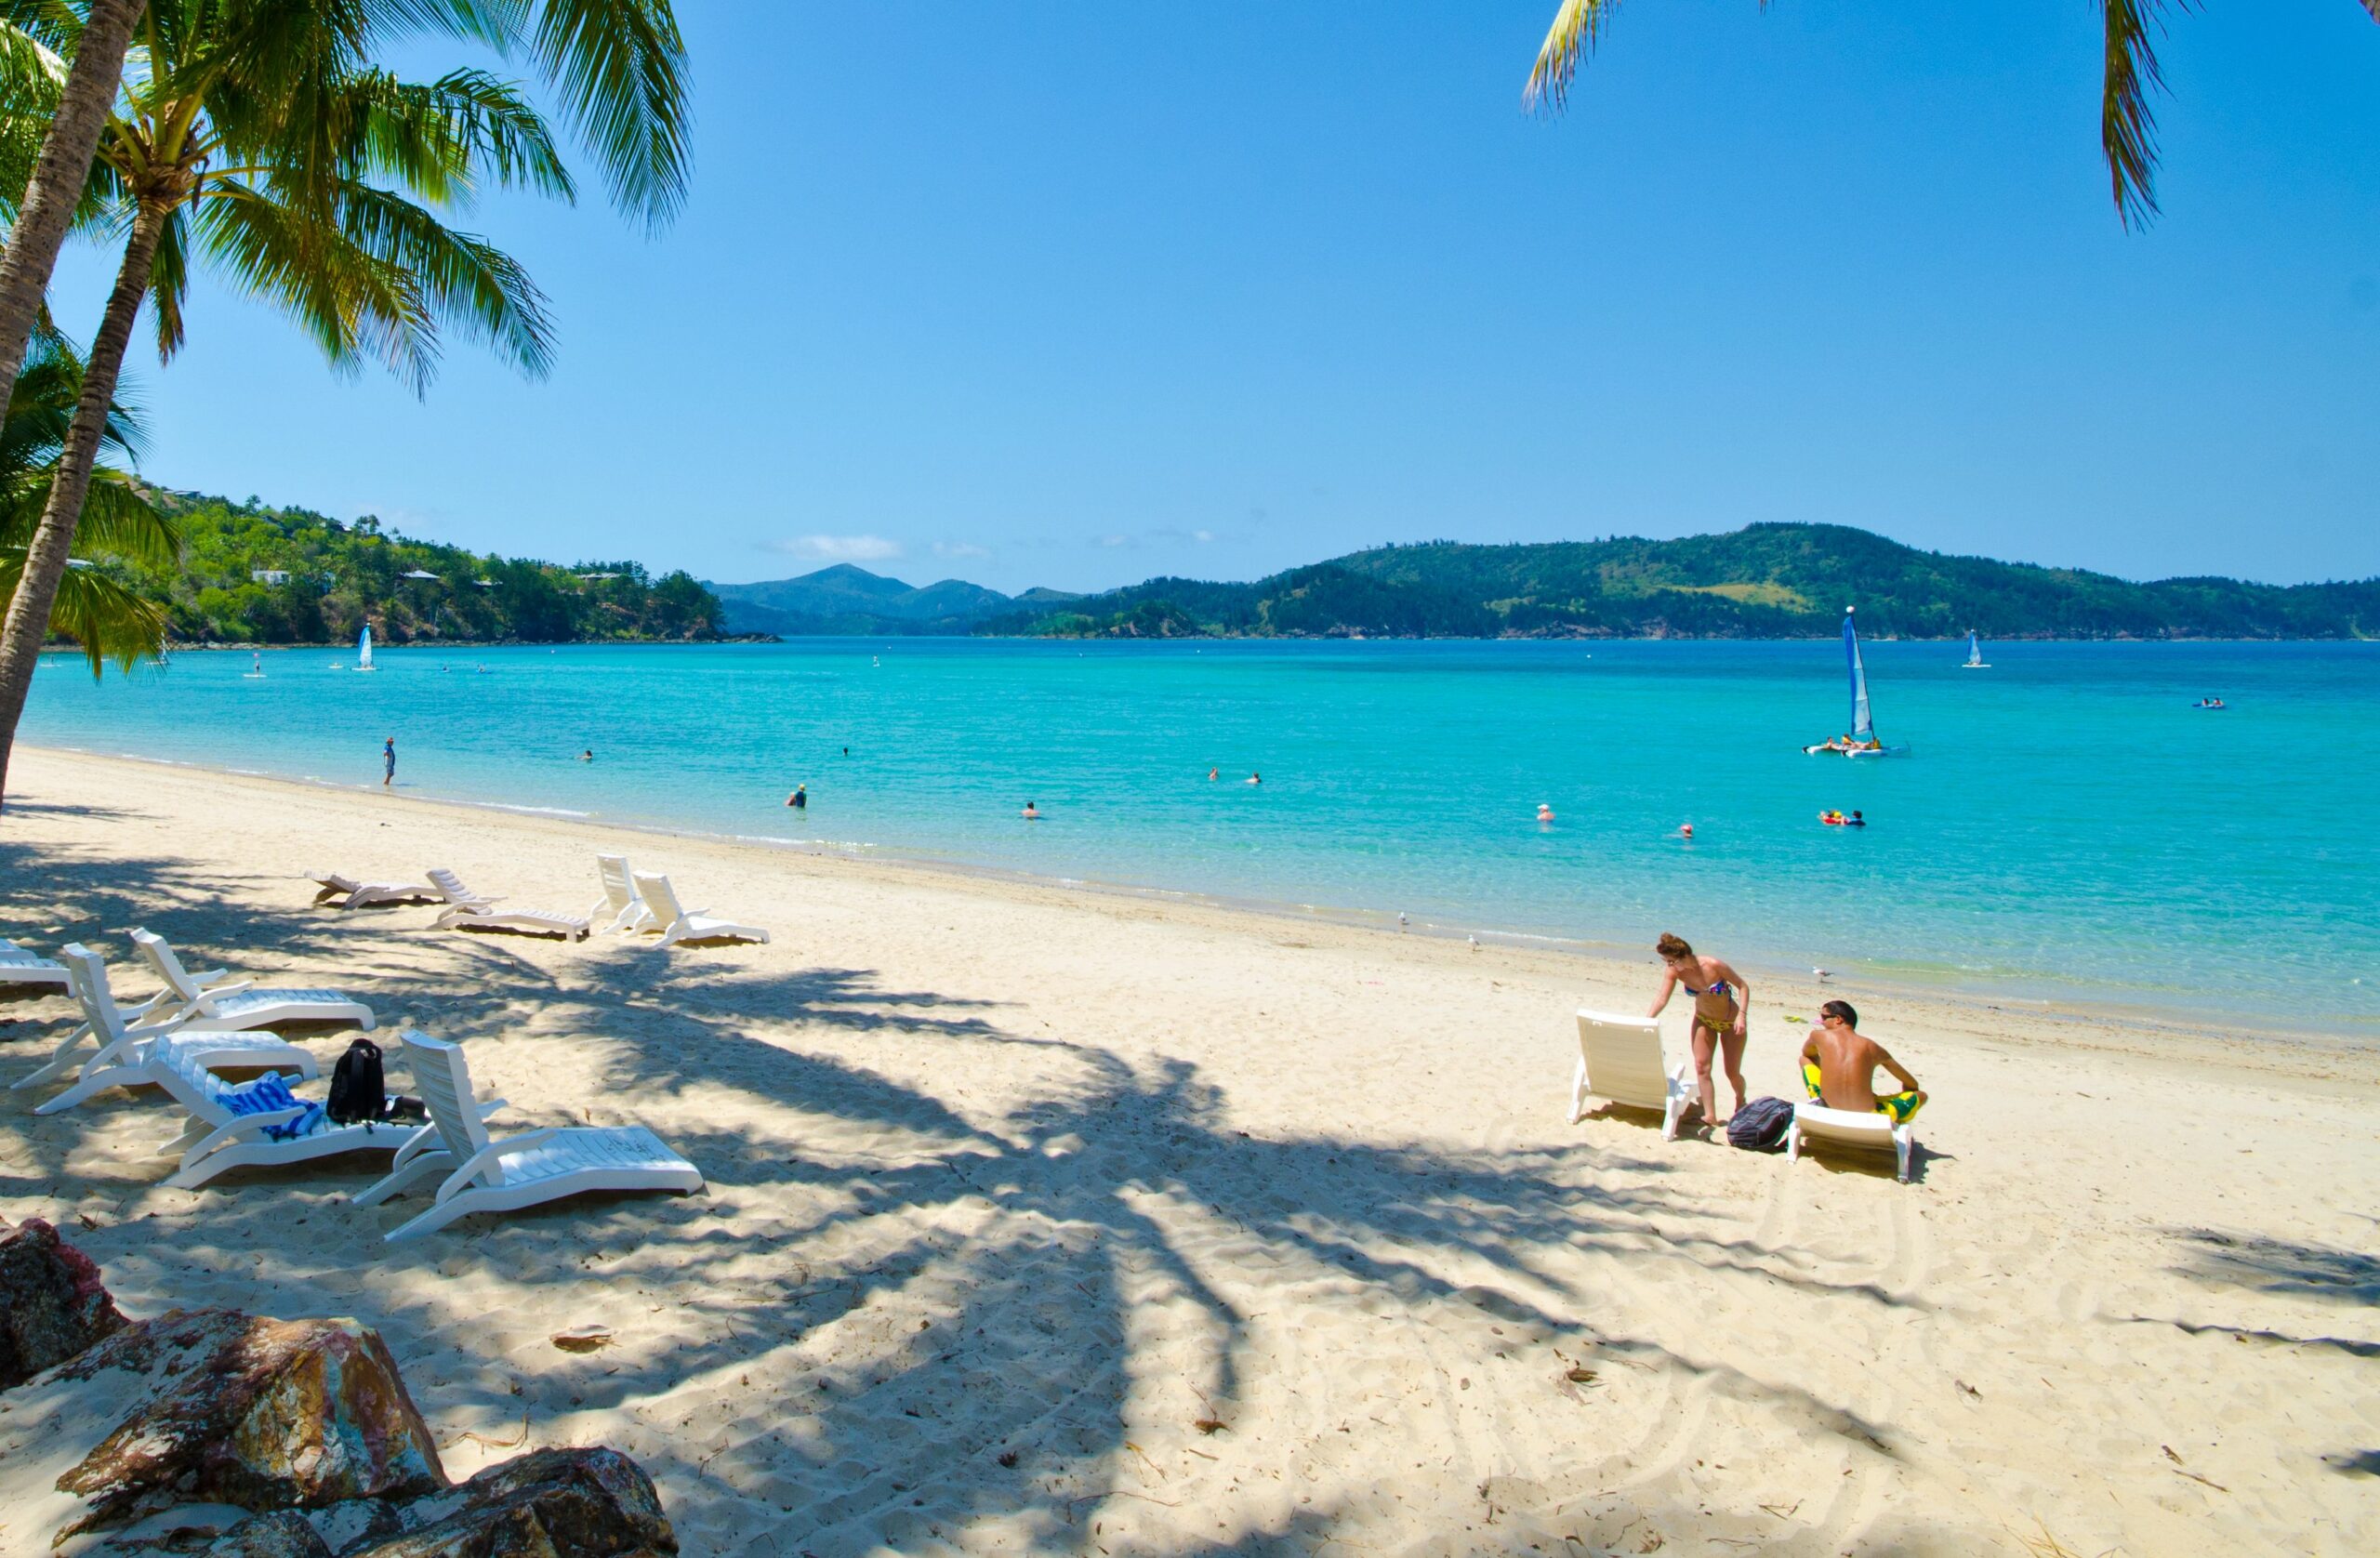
xmin=1022 ymin=801 xmax=1041 ymax=820
xmin=787 ymin=785 xmax=806 ymax=810
xmin=578 ymin=749 xmax=593 ymax=762
xmin=1208 ymin=767 xmax=1219 ymax=781
xmin=1247 ymin=772 xmax=1262 ymax=786
xmin=1537 ymin=803 xmax=1554 ymax=823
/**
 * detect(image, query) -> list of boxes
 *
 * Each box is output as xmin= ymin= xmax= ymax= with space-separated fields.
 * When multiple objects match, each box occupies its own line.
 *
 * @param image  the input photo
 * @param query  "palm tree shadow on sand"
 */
xmin=319 ymin=952 xmax=1926 ymax=1554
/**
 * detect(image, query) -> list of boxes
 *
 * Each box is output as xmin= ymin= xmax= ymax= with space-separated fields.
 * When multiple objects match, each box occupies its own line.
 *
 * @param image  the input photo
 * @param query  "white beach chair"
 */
xmin=131 ymin=929 xmax=377 ymax=1034
xmin=427 ymin=868 xmax=591 ymax=941
xmin=1569 ymin=1010 xmax=1694 ymax=1141
xmin=0 ymin=937 xmax=70 ymax=991
xmin=631 ymin=871 xmax=769 ymax=948
xmin=152 ymin=1042 xmax=505 ymax=1191
xmin=1788 ymin=1101 xmax=1917 ymax=1183
xmin=353 ymin=1030 xmax=702 ymax=1242
xmin=310 ymin=870 xmax=440 ymax=909
xmin=27 ymin=945 xmax=320 ymax=1115
xmin=589 ymin=854 xmax=656 ymax=933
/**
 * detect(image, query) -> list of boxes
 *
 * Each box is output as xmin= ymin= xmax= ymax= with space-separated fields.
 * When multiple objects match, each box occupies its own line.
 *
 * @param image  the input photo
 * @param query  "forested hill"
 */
xmin=101 ymin=491 xmax=723 ymax=646
xmin=977 ymin=524 xmax=2380 ymax=640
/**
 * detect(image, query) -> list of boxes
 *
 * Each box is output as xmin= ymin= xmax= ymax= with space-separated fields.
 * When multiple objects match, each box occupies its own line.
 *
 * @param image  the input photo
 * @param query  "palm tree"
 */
xmin=0 ymin=0 xmax=690 ymax=805
xmin=1525 ymin=1 xmax=2380 ymax=229
xmin=0 ymin=1 xmax=150 ymax=469
xmin=0 ymin=323 xmax=177 ymax=672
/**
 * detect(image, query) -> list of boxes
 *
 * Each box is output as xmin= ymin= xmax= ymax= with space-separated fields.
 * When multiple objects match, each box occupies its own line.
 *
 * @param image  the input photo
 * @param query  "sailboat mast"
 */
xmin=1844 ymin=609 xmax=1873 ymax=740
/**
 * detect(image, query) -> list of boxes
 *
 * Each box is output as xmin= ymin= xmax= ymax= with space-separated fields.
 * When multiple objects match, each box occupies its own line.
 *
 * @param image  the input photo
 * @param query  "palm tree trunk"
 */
xmin=0 ymin=0 xmax=148 ymax=416
xmin=0 ymin=198 xmax=169 ymax=808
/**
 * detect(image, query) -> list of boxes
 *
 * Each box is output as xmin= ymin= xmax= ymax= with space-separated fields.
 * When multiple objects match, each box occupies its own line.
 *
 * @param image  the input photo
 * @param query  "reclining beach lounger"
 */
xmin=589 ymin=854 xmax=656 ymax=933
xmin=0 ymin=937 xmax=70 ymax=991
xmin=630 ymin=871 xmax=769 ymax=948
xmin=427 ymin=868 xmax=590 ymax=941
xmin=1569 ymin=1010 xmax=1693 ymax=1140
xmin=1788 ymin=1100 xmax=1917 ymax=1183
xmin=132 ymin=929 xmax=376 ymax=1034
xmin=154 ymin=1043 xmax=503 ymax=1191
xmin=309 ymin=870 xmax=441 ymax=909
xmin=354 ymin=1030 xmax=702 ymax=1242
xmin=29 ymin=945 xmax=320 ymax=1115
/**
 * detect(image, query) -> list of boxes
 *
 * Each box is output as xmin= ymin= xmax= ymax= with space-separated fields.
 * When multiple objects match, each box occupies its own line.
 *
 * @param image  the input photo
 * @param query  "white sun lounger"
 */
xmin=354 ymin=1030 xmax=701 ymax=1242
xmin=1789 ymin=1100 xmax=1917 ymax=1183
xmin=131 ymin=929 xmax=376 ymax=1034
xmin=153 ymin=1042 xmax=504 ymax=1191
xmin=28 ymin=945 xmax=320 ymax=1115
xmin=631 ymin=871 xmax=768 ymax=948
xmin=310 ymin=870 xmax=441 ymax=909
xmin=1569 ymin=1010 xmax=1694 ymax=1141
xmin=589 ymin=854 xmax=656 ymax=933
xmin=427 ymin=868 xmax=590 ymax=941
xmin=0 ymin=937 xmax=70 ymax=991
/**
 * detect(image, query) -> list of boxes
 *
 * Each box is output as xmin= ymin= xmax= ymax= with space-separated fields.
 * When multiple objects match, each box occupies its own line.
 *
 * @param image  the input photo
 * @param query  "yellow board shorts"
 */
xmin=1803 ymin=1059 xmax=1924 ymax=1123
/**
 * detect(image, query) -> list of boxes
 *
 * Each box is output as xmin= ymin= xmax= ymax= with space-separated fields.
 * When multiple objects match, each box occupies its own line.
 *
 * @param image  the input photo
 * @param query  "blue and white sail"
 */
xmin=1844 ymin=610 xmax=1872 ymax=741
xmin=357 ymin=625 xmax=374 ymax=671
xmin=1964 ymin=629 xmax=1987 ymax=668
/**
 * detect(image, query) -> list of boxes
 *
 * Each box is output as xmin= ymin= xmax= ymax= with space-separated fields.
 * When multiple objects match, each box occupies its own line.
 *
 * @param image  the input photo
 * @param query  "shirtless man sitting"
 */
xmin=1798 ymin=999 xmax=1925 ymax=1123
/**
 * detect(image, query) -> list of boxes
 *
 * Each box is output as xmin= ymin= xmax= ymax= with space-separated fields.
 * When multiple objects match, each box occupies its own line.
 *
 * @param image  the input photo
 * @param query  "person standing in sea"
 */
xmin=1646 ymin=931 xmax=1752 ymax=1133
xmin=383 ymin=736 xmax=395 ymax=788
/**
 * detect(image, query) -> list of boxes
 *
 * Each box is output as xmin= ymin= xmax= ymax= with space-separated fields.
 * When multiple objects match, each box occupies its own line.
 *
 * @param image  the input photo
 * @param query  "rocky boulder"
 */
xmin=0 ymin=1216 xmax=127 ymax=1388
xmin=341 ymin=1447 xmax=677 ymax=1558
xmin=203 ymin=1510 xmax=338 ymax=1558
xmin=0 ymin=1309 xmax=445 ymax=1543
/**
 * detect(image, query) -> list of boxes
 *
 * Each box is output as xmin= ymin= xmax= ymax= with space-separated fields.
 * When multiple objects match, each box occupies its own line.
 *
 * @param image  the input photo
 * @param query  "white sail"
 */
xmin=358 ymin=626 xmax=374 ymax=670
xmin=1844 ymin=611 xmax=1872 ymax=740
xmin=1966 ymin=630 xmax=1982 ymax=667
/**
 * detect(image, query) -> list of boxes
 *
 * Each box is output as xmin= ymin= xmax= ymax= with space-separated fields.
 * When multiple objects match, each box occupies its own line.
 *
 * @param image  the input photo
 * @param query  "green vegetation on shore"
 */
xmin=972 ymin=524 xmax=2380 ymax=640
xmin=93 ymin=490 xmax=722 ymax=647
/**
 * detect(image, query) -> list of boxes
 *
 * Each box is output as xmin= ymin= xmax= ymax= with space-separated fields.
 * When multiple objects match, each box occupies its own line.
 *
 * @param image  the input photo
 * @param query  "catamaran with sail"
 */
xmin=356 ymin=625 xmax=375 ymax=672
xmin=1804 ymin=608 xmax=1908 ymax=757
xmin=1962 ymin=629 xmax=1989 ymax=669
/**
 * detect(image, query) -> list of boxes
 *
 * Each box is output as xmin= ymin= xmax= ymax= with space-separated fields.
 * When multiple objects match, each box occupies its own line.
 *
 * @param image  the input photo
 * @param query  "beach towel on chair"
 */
xmin=1726 ymin=1096 xmax=1793 ymax=1151
xmin=220 ymin=1072 xmax=326 ymax=1142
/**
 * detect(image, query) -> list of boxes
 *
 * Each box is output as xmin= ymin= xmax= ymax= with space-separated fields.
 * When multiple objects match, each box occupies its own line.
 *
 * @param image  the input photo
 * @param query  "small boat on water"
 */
xmin=356 ymin=626 xmax=376 ymax=672
xmin=1961 ymin=629 xmax=1990 ymax=669
xmin=1805 ymin=609 xmax=1908 ymax=757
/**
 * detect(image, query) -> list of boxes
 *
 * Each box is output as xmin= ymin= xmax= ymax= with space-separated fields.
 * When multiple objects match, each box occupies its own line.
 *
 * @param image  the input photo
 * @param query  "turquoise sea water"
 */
xmin=18 ymin=638 xmax=2379 ymax=1030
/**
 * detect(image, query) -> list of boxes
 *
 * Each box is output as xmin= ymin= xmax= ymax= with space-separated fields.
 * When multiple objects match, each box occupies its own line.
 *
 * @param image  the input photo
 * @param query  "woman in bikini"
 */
xmin=1646 ymin=931 xmax=1752 ymax=1133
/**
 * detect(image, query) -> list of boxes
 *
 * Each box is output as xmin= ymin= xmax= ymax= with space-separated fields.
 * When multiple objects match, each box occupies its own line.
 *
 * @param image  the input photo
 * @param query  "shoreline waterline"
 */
xmin=20 ymin=741 xmax=2363 ymax=1049
xmin=20 ymin=637 xmax=2377 ymax=1033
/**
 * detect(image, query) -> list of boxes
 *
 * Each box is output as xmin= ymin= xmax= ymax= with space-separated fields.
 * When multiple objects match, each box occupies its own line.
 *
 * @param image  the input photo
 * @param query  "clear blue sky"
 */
xmin=45 ymin=1 xmax=2380 ymax=592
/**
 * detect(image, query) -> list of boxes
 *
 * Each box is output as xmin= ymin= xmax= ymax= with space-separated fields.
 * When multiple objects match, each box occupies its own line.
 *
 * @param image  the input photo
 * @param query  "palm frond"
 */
xmin=191 ymin=181 xmax=432 ymax=386
xmin=524 ymin=0 xmax=689 ymax=230
xmin=1524 ymin=0 xmax=1623 ymax=112
xmin=72 ymin=466 xmax=177 ymax=566
xmin=331 ymin=179 xmax=555 ymax=379
xmin=148 ymin=202 xmax=192 ymax=363
xmin=0 ymin=547 xmax=169 ymax=675
xmin=2101 ymin=0 xmax=2188 ymax=230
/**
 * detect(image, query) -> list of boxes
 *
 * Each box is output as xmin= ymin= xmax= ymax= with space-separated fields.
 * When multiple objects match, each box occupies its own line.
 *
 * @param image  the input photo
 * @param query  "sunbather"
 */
xmin=1799 ymin=999 xmax=1925 ymax=1122
xmin=1646 ymin=931 xmax=1751 ymax=1130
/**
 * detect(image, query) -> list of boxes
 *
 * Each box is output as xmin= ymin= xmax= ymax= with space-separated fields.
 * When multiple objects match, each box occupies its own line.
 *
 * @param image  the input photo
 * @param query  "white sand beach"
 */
xmin=3 ymin=745 xmax=2374 ymax=1556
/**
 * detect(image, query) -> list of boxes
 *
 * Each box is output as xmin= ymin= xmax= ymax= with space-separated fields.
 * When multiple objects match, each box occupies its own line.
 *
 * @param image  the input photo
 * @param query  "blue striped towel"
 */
xmin=219 ymin=1072 xmax=326 ymax=1142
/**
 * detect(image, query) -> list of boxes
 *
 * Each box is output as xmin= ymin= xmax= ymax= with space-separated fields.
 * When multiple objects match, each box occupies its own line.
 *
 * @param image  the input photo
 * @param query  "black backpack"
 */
xmin=1726 ymin=1096 xmax=1794 ymax=1152
xmin=326 ymin=1038 xmax=387 ymax=1126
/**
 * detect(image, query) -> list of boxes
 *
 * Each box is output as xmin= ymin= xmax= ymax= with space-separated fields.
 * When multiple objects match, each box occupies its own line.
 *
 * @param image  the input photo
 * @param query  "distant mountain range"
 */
xmin=710 ymin=524 xmax=2379 ymax=640
xmin=707 ymin=564 xmax=1077 ymax=636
